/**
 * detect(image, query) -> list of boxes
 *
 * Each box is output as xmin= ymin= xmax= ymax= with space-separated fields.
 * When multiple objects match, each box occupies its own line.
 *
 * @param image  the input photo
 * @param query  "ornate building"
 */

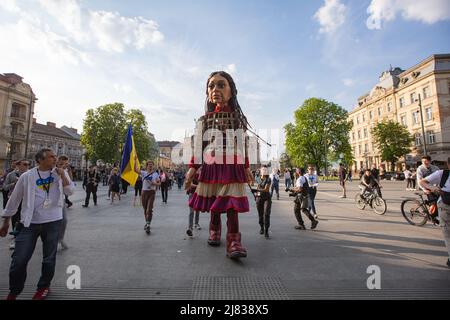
xmin=29 ymin=119 xmax=83 ymax=173
xmin=348 ymin=54 xmax=450 ymax=171
xmin=0 ymin=73 xmax=36 ymax=170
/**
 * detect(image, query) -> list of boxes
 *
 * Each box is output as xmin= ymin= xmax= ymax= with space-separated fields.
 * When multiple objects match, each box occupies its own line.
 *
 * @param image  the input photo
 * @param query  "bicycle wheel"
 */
xmin=355 ymin=193 xmax=365 ymax=210
xmin=372 ymin=196 xmax=387 ymax=215
xmin=401 ymin=199 xmax=428 ymax=226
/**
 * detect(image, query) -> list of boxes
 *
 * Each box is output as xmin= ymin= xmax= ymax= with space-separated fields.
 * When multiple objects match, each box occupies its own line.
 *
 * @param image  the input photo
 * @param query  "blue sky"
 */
xmin=1 ymin=0 xmax=449 ymax=159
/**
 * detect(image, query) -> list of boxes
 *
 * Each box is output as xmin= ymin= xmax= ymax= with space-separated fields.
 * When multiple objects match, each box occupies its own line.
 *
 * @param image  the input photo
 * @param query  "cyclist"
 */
xmin=360 ymin=169 xmax=380 ymax=197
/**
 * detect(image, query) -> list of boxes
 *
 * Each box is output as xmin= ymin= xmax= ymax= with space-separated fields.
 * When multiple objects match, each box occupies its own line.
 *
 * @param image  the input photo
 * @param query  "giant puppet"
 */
xmin=185 ymin=71 xmax=254 ymax=259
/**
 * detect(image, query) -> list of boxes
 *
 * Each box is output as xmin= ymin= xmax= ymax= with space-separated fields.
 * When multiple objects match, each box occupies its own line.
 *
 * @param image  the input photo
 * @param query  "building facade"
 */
xmin=348 ymin=54 xmax=450 ymax=172
xmin=30 ymin=119 xmax=84 ymax=173
xmin=0 ymin=73 xmax=36 ymax=170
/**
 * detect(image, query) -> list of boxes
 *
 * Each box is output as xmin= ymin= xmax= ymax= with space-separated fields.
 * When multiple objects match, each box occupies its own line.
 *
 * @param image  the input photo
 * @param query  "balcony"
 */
xmin=0 ymin=127 xmax=27 ymax=141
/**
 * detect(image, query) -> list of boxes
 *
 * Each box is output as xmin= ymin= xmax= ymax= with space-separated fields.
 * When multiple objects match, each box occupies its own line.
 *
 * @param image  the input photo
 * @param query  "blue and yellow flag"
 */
xmin=120 ymin=124 xmax=140 ymax=186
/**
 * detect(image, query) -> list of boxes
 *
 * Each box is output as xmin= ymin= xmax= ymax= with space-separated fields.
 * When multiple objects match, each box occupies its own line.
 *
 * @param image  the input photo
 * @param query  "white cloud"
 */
xmin=343 ymin=78 xmax=354 ymax=87
xmin=366 ymin=0 xmax=450 ymax=30
xmin=89 ymin=11 xmax=163 ymax=53
xmin=0 ymin=0 xmax=19 ymax=12
xmin=225 ymin=64 xmax=237 ymax=74
xmin=37 ymin=0 xmax=164 ymax=53
xmin=314 ymin=0 xmax=347 ymax=34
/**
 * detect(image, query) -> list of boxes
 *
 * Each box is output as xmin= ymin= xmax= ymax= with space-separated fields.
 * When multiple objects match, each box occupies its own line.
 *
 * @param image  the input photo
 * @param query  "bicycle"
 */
xmin=401 ymin=192 xmax=439 ymax=226
xmin=355 ymin=186 xmax=387 ymax=215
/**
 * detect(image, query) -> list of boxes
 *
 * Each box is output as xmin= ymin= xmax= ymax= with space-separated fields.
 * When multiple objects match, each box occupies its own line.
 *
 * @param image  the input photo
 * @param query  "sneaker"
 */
xmin=9 ymin=238 xmax=15 ymax=250
xmin=82 ymin=204 xmax=88 ymax=208
xmin=6 ymin=293 xmax=17 ymax=300
xmin=186 ymin=228 xmax=193 ymax=237
xmin=264 ymin=230 xmax=269 ymax=238
xmin=144 ymin=223 xmax=149 ymax=230
xmin=32 ymin=287 xmax=50 ymax=300
xmin=295 ymin=224 xmax=306 ymax=230
xmin=67 ymin=203 xmax=73 ymax=208
xmin=194 ymin=224 xmax=201 ymax=230
xmin=314 ymin=214 xmax=319 ymax=220
xmin=311 ymin=220 xmax=319 ymax=230
xmin=339 ymin=195 xmax=347 ymax=198
xmin=259 ymin=227 xmax=264 ymax=235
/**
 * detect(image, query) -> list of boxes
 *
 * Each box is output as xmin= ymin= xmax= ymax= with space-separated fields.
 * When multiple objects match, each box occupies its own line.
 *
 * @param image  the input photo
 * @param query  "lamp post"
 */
xmin=416 ymin=94 xmax=427 ymax=156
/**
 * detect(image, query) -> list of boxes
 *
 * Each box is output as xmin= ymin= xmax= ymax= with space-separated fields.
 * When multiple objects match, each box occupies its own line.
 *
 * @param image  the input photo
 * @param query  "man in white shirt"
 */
xmin=0 ymin=149 xmax=74 ymax=300
xmin=135 ymin=160 xmax=161 ymax=234
xmin=419 ymin=157 xmax=450 ymax=268
xmin=305 ymin=165 xmax=319 ymax=219
xmin=291 ymin=168 xmax=318 ymax=230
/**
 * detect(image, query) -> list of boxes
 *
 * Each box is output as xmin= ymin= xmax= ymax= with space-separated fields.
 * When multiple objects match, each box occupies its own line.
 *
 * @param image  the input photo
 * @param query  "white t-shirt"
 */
xmin=304 ymin=173 xmax=319 ymax=188
xmin=140 ymin=170 xmax=160 ymax=191
xmin=425 ymin=170 xmax=450 ymax=192
xmin=295 ymin=176 xmax=308 ymax=188
xmin=31 ymin=169 xmax=64 ymax=224
xmin=404 ymin=170 xmax=411 ymax=179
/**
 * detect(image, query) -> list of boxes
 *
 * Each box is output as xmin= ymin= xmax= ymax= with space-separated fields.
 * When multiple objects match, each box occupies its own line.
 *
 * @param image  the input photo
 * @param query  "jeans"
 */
xmin=271 ymin=182 xmax=279 ymax=199
xmin=9 ymin=219 xmax=62 ymax=295
xmin=285 ymin=178 xmax=292 ymax=190
xmin=308 ymin=187 xmax=317 ymax=215
xmin=161 ymin=184 xmax=169 ymax=202
xmin=188 ymin=195 xmax=199 ymax=229
xmin=256 ymin=195 xmax=271 ymax=230
xmin=84 ymin=185 xmax=98 ymax=206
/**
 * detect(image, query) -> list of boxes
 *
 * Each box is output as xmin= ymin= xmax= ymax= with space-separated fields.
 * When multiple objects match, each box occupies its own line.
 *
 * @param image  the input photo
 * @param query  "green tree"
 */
xmin=371 ymin=120 xmax=413 ymax=171
xmin=284 ymin=98 xmax=352 ymax=174
xmin=81 ymin=103 xmax=127 ymax=164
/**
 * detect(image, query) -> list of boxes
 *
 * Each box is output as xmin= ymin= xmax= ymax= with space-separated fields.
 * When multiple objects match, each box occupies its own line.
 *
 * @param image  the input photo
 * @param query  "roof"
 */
xmin=157 ymin=141 xmax=181 ymax=148
xmin=31 ymin=122 xmax=78 ymax=140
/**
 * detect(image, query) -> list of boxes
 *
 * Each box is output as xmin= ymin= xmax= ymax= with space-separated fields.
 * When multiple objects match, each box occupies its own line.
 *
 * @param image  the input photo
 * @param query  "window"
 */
xmin=400 ymin=115 xmax=407 ymax=126
xmin=410 ymin=92 xmax=417 ymax=104
xmin=427 ymin=131 xmax=436 ymax=144
xmin=358 ymin=145 xmax=361 ymax=155
xmin=356 ymin=116 xmax=360 ymax=125
xmin=423 ymin=86 xmax=430 ymax=99
xmin=412 ymin=111 xmax=419 ymax=125
xmin=10 ymin=103 xmax=26 ymax=119
xmin=378 ymin=107 xmax=382 ymax=116
xmin=362 ymin=113 xmax=366 ymax=122
xmin=415 ymin=133 xmax=422 ymax=146
xmin=358 ymin=130 xmax=361 ymax=139
xmin=399 ymin=97 xmax=405 ymax=108
xmin=387 ymin=102 xmax=392 ymax=112
xmin=364 ymin=144 xmax=368 ymax=153
xmin=352 ymin=132 xmax=355 ymax=141
xmin=364 ymin=128 xmax=368 ymax=138
xmin=369 ymin=111 xmax=373 ymax=119
xmin=426 ymin=107 xmax=432 ymax=121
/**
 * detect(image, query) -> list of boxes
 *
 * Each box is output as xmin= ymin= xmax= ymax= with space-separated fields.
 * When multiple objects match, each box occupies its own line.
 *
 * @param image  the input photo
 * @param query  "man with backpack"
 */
xmin=290 ymin=168 xmax=318 ymax=230
xmin=419 ymin=157 xmax=450 ymax=268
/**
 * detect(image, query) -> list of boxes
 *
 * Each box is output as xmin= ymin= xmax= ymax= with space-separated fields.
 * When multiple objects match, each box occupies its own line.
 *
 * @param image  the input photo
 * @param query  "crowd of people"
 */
xmin=0 ymin=69 xmax=448 ymax=301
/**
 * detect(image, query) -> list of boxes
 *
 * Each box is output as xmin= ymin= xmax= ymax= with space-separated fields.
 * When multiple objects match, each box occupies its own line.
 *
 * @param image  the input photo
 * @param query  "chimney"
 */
xmin=47 ymin=121 xmax=56 ymax=127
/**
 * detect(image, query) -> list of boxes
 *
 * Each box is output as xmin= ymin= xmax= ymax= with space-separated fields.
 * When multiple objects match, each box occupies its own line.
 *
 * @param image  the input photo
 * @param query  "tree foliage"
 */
xmin=284 ymin=98 xmax=352 ymax=173
xmin=371 ymin=120 xmax=413 ymax=171
xmin=81 ymin=103 xmax=157 ymax=165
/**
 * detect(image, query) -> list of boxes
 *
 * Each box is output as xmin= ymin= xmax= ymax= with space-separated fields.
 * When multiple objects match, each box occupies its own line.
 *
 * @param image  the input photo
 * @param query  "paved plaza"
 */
xmin=1 ymin=180 xmax=449 ymax=299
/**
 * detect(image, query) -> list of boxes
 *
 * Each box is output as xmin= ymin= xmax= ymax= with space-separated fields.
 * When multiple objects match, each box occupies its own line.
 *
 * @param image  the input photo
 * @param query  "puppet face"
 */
xmin=207 ymin=74 xmax=232 ymax=105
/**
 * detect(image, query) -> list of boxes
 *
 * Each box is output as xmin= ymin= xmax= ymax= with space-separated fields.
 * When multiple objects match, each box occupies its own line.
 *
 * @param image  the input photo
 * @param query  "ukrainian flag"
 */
xmin=120 ymin=124 xmax=140 ymax=186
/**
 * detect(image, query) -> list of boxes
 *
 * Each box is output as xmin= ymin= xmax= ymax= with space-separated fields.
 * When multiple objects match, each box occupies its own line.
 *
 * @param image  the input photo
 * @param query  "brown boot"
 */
xmin=226 ymin=232 xmax=247 ymax=259
xmin=207 ymin=219 xmax=221 ymax=246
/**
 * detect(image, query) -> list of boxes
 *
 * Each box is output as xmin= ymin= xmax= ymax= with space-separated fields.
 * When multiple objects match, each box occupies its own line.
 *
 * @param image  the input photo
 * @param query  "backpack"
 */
xmin=440 ymin=169 xmax=450 ymax=205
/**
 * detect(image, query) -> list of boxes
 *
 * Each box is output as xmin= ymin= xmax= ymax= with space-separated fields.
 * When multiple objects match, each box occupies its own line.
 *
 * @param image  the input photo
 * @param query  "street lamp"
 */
xmin=415 ymin=93 xmax=427 ymax=156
